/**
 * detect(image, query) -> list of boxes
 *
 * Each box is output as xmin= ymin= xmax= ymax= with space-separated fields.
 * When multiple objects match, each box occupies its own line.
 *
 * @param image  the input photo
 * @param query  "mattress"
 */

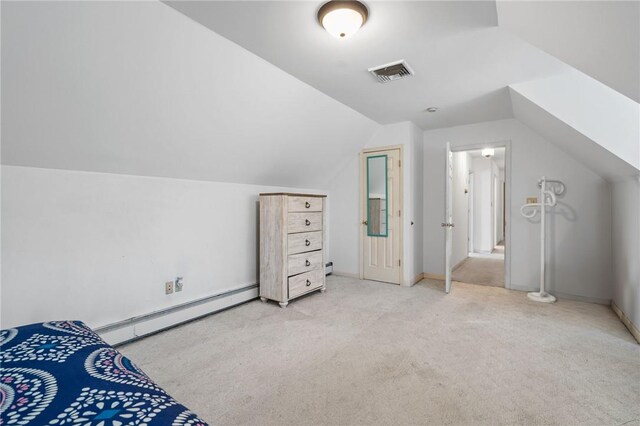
xmin=0 ymin=321 xmax=208 ymax=425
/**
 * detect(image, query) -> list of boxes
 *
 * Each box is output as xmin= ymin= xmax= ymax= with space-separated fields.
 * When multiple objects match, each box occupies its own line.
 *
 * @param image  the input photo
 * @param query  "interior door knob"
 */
xmin=362 ymin=220 xmax=368 ymax=225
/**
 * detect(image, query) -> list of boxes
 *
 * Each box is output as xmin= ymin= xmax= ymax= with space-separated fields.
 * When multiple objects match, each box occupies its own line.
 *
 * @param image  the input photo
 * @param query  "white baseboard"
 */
xmin=452 ymin=258 xmax=467 ymax=271
xmin=97 ymin=285 xmax=258 ymax=346
xmin=332 ymin=271 xmax=360 ymax=279
xmin=423 ymin=272 xmax=445 ymax=281
xmin=550 ymin=291 xmax=610 ymax=306
xmin=612 ymin=301 xmax=640 ymax=344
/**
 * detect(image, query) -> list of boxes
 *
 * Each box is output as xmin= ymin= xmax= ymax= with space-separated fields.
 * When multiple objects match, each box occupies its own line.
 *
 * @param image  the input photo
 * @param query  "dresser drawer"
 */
xmin=288 ymin=250 xmax=323 ymax=276
xmin=287 ymin=231 xmax=322 ymax=255
xmin=288 ymin=196 xmax=323 ymax=212
xmin=289 ymin=269 xmax=324 ymax=299
xmin=288 ymin=212 xmax=322 ymax=234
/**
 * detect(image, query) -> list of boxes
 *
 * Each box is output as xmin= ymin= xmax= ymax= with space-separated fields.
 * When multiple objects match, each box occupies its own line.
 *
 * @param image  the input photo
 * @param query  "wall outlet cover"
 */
xmin=527 ymin=197 xmax=538 ymax=204
xmin=165 ymin=281 xmax=174 ymax=294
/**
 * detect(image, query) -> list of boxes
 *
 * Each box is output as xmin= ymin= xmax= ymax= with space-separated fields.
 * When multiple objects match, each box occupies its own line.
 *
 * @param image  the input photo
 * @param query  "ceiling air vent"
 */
xmin=368 ymin=60 xmax=414 ymax=83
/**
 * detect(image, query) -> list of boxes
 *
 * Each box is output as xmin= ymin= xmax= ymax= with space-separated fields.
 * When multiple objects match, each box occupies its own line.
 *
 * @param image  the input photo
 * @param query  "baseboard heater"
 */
xmin=94 ymin=283 xmax=258 ymax=346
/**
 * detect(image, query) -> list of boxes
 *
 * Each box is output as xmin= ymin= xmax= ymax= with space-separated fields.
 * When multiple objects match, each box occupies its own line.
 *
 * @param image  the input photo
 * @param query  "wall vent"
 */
xmin=368 ymin=60 xmax=414 ymax=83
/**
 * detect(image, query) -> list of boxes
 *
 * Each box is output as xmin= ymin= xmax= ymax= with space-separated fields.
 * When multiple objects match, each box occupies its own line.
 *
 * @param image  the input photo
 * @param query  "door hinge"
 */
xmin=398 ymin=209 xmax=401 ymax=216
xmin=398 ymin=259 xmax=401 ymax=267
xmin=398 ymin=160 xmax=401 ymax=167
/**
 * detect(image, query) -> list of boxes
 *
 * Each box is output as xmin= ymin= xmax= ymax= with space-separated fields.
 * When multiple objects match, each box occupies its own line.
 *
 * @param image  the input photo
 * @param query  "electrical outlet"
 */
xmin=527 ymin=197 xmax=538 ymax=204
xmin=175 ymin=277 xmax=183 ymax=292
xmin=165 ymin=281 xmax=174 ymax=294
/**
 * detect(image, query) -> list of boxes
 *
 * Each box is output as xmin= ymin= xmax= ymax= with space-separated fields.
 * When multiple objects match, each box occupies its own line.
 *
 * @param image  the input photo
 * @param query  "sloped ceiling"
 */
xmin=1 ymin=1 xmax=379 ymax=188
xmin=497 ymin=0 xmax=640 ymax=103
xmin=510 ymin=89 xmax=638 ymax=182
xmin=165 ymin=1 xmax=568 ymax=130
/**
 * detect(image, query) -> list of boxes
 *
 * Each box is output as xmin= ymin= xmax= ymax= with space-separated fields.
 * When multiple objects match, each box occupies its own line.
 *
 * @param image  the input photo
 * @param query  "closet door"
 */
xmin=361 ymin=148 xmax=402 ymax=285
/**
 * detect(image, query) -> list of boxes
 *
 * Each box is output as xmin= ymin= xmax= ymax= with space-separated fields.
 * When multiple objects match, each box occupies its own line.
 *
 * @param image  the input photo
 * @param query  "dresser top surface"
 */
xmin=259 ymin=193 xmax=327 ymax=198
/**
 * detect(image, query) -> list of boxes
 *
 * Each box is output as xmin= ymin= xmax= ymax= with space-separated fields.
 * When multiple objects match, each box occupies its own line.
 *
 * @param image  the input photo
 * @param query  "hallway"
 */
xmin=452 ymin=243 xmax=505 ymax=287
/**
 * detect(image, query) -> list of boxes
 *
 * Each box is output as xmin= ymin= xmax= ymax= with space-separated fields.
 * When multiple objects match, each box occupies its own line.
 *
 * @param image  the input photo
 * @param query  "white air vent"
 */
xmin=368 ymin=60 xmax=414 ymax=83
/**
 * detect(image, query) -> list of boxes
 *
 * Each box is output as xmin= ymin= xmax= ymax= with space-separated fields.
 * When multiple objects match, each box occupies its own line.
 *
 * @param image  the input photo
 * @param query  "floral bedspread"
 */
xmin=0 ymin=321 xmax=208 ymax=425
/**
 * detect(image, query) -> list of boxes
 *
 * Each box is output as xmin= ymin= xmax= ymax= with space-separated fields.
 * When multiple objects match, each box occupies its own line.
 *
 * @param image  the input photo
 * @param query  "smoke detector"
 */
xmin=368 ymin=60 xmax=414 ymax=83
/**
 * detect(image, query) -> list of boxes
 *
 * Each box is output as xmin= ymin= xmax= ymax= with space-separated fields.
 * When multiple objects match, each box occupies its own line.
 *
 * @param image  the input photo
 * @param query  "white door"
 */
xmin=362 ymin=148 xmax=402 ymax=284
xmin=443 ymin=142 xmax=454 ymax=293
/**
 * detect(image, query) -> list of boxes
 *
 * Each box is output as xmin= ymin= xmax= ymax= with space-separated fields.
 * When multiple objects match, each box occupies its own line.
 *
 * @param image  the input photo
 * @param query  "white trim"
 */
xmin=612 ymin=302 xmax=640 ymax=344
xmin=332 ymin=271 xmax=360 ymax=279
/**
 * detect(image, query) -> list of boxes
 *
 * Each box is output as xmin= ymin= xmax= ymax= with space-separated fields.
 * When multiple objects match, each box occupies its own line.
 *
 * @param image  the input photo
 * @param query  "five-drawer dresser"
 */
xmin=259 ymin=193 xmax=327 ymax=307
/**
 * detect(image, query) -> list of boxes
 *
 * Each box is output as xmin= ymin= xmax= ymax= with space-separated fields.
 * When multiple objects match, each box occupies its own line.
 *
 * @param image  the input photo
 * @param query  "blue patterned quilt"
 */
xmin=0 ymin=321 xmax=208 ymax=425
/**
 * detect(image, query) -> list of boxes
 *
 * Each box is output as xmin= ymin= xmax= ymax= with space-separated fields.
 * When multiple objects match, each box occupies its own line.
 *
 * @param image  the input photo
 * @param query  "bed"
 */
xmin=0 ymin=321 xmax=208 ymax=425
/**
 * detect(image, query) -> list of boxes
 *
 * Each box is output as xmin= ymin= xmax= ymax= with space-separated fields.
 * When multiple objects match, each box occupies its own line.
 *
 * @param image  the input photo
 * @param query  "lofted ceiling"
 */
xmin=166 ymin=1 xmax=569 ymax=130
xmin=497 ymin=0 xmax=640 ymax=103
xmin=1 ymin=1 xmax=379 ymax=188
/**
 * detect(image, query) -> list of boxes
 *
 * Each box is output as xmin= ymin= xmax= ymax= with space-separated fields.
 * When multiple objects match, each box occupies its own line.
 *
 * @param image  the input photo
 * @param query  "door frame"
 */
xmin=468 ymin=170 xmax=474 ymax=254
xmin=449 ymin=140 xmax=512 ymax=290
xmin=359 ymin=144 xmax=404 ymax=285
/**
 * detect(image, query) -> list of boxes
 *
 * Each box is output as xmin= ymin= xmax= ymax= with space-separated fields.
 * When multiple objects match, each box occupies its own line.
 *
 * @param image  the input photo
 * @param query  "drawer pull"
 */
xmin=305 ymin=201 xmax=310 ymax=208
xmin=306 ymin=279 xmax=311 ymax=287
xmin=305 ymin=219 xmax=311 ymax=226
xmin=305 ymin=239 xmax=311 ymax=246
xmin=305 ymin=260 xmax=311 ymax=266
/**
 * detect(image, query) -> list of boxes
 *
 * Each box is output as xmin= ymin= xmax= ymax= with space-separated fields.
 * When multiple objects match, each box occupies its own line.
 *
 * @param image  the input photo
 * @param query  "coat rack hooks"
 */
xmin=520 ymin=176 xmax=566 ymax=303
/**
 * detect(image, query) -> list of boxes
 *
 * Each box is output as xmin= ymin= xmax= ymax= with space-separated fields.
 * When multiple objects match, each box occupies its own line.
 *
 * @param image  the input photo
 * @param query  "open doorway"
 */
xmin=450 ymin=147 xmax=506 ymax=288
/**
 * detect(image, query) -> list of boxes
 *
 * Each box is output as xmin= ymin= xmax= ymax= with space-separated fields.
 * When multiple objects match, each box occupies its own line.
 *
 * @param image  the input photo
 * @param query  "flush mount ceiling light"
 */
xmin=425 ymin=107 xmax=438 ymax=113
xmin=482 ymin=148 xmax=495 ymax=158
xmin=318 ymin=1 xmax=368 ymax=39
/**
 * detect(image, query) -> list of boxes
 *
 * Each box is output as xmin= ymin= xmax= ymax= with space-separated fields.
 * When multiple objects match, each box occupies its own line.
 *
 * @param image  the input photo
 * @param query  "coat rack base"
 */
xmin=527 ymin=292 xmax=557 ymax=303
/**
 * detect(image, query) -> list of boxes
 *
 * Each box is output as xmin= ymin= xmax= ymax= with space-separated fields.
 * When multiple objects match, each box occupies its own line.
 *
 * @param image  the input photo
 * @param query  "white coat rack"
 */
xmin=520 ymin=176 xmax=566 ymax=303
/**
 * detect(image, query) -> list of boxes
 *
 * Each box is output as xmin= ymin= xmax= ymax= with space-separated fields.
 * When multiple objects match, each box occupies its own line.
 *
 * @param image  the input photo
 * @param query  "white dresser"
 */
xmin=259 ymin=193 xmax=327 ymax=307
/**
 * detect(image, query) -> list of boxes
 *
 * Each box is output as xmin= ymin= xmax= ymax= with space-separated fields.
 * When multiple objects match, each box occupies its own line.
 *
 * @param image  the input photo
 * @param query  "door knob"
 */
xmin=441 ymin=223 xmax=455 ymax=227
xmin=362 ymin=220 xmax=368 ymax=225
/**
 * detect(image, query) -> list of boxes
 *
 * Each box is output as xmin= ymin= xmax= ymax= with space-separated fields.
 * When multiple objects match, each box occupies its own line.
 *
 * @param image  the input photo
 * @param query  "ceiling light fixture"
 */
xmin=425 ymin=107 xmax=438 ymax=113
xmin=482 ymin=148 xmax=495 ymax=158
xmin=318 ymin=1 xmax=368 ymax=39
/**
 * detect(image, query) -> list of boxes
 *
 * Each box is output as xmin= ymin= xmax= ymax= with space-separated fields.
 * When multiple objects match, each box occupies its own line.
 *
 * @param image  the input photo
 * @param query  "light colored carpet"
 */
xmin=120 ymin=276 xmax=640 ymax=426
xmin=453 ymin=256 xmax=505 ymax=287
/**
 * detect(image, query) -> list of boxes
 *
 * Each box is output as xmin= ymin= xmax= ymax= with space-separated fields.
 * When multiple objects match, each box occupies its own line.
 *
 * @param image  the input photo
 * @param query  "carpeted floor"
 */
xmin=120 ymin=276 xmax=640 ymax=426
xmin=453 ymin=256 xmax=505 ymax=287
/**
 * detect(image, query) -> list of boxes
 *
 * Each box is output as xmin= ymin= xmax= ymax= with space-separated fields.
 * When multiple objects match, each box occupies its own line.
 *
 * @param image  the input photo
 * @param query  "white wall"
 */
xmin=471 ymin=157 xmax=494 ymax=253
xmin=410 ymin=123 xmax=425 ymax=283
xmin=451 ymin=152 xmax=469 ymax=267
xmin=328 ymin=121 xmax=423 ymax=285
xmin=1 ymin=166 xmax=327 ymax=332
xmin=424 ymin=119 xmax=612 ymax=302
xmin=611 ymin=178 xmax=640 ymax=330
